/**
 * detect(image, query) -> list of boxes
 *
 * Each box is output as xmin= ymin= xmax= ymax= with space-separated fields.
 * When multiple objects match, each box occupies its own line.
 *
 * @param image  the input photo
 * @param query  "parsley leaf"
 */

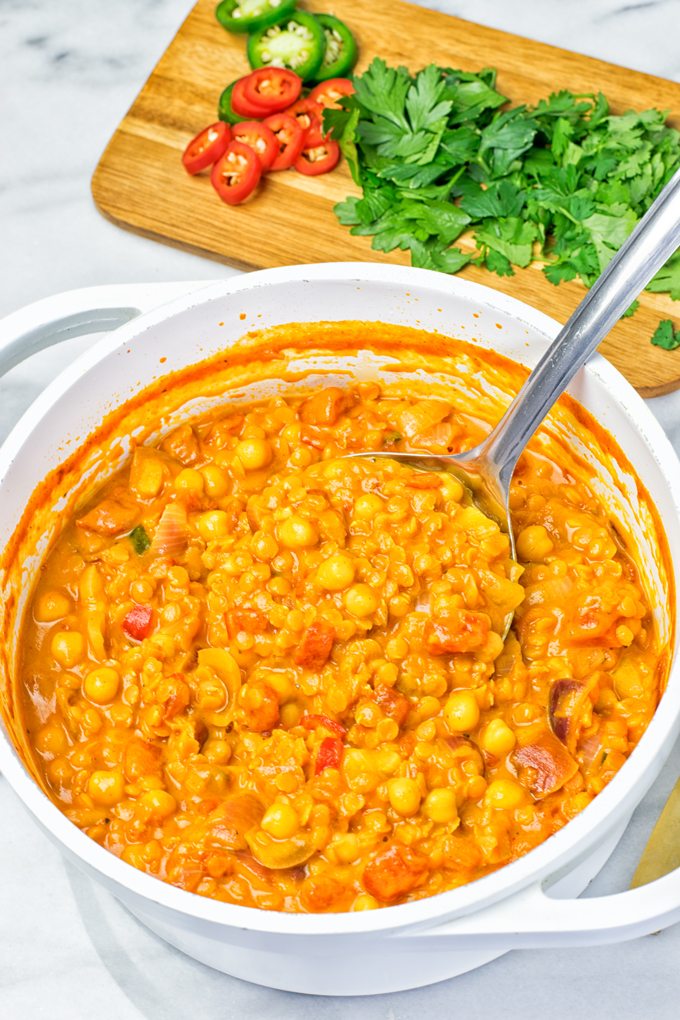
xmin=129 ymin=525 xmax=150 ymax=555
xmin=648 ymin=251 xmax=680 ymax=301
xmin=327 ymin=56 xmax=680 ymax=341
xmin=651 ymin=320 xmax=680 ymax=351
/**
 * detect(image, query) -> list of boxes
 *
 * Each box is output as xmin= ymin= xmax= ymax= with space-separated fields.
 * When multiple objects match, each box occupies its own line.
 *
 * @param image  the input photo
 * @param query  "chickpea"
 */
xmin=202 ymin=738 xmax=232 ymax=764
xmin=51 ymin=630 xmax=85 ymax=668
xmin=35 ymin=722 xmax=68 ymax=756
xmin=196 ymin=510 xmax=230 ymax=540
xmin=444 ymin=691 xmax=480 ymax=733
xmin=344 ymin=583 xmax=379 ymax=617
xmin=34 ymin=589 xmax=72 ymax=623
xmin=280 ymin=702 xmax=302 ymax=728
xmin=485 ymin=779 xmax=525 ymax=810
xmin=332 ymin=833 xmax=361 ymax=863
xmin=236 ymin=438 xmax=272 ymax=471
xmin=174 ymin=468 xmax=204 ymax=495
xmin=84 ymin=666 xmax=120 ymax=705
xmin=354 ymin=493 xmax=384 ymax=520
xmin=277 ymin=515 xmax=318 ymax=549
xmin=138 ymin=789 xmax=177 ymax=820
xmin=387 ymin=777 xmax=421 ymax=817
xmin=516 ymin=525 xmax=554 ymax=561
xmin=252 ymin=531 xmax=279 ymax=561
xmin=423 ymin=787 xmax=458 ymax=823
xmin=615 ymin=625 xmax=635 ymax=647
xmin=200 ymin=464 xmax=230 ymax=498
xmin=317 ymin=553 xmax=356 ymax=592
xmin=88 ymin=770 xmax=125 ymax=807
xmin=130 ymin=579 xmax=154 ymax=603
xmin=480 ymin=718 xmax=516 ymax=757
xmin=261 ymin=802 xmax=300 ymax=839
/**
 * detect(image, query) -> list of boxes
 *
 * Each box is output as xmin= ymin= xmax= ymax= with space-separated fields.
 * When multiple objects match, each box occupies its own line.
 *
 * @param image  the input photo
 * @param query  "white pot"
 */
xmin=1 ymin=264 xmax=680 ymax=997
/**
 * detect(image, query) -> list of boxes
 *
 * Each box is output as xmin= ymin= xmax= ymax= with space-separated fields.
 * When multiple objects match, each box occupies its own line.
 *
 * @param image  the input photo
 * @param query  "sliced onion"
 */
xmin=246 ymin=829 xmax=316 ymax=870
xmin=549 ymin=675 xmax=598 ymax=753
xmin=150 ymin=501 xmax=188 ymax=557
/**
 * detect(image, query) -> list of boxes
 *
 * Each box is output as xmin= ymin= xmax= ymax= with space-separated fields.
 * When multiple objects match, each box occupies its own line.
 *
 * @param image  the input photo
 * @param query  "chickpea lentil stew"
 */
xmin=18 ymin=340 xmax=668 ymax=913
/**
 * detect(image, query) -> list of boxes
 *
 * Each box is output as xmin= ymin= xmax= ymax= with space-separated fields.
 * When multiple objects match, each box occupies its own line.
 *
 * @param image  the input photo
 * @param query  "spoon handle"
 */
xmin=481 ymin=166 xmax=680 ymax=489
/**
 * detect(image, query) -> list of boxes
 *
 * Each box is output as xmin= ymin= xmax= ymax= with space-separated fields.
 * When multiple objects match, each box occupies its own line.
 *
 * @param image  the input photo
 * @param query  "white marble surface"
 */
xmin=2 ymin=0 xmax=680 ymax=1017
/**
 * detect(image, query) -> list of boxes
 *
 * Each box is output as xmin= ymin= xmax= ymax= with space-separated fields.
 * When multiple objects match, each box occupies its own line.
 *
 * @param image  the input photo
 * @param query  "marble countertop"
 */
xmin=2 ymin=1 xmax=680 ymax=1017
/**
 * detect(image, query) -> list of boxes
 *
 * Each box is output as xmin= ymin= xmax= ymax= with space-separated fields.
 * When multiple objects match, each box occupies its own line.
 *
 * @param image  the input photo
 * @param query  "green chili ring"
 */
xmin=313 ymin=13 xmax=358 ymax=82
xmin=218 ymin=81 xmax=250 ymax=124
xmin=247 ymin=11 xmax=326 ymax=83
xmin=215 ymin=0 xmax=298 ymax=35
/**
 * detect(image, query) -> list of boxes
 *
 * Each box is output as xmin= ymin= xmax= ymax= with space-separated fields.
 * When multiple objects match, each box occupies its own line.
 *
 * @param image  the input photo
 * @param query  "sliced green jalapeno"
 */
xmin=216 ymin=0 xmax=298 ymax=34
xmin=313 ymin=13 xmax=358 ymax=82
xmin=247 ymin=11 xmax=326 ymax=83
xmin=217 ymin=81 xmax=250 ymax=124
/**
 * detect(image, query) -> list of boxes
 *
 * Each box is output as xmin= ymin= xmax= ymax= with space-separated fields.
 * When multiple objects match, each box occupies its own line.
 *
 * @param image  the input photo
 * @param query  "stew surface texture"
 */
xmin=18 ymin=329 xmax=667 ymax=913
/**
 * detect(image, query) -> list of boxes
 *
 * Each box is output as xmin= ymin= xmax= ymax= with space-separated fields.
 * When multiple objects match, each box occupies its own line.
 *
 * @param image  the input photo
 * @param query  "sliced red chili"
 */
xmin=301 ymin=713 xmax=347 ymax=738
xmin=232 ymin=77 xmax=275 ymax=118
xmin=308 ymin=78 xmax=355 ymax=110
xmin=211 ymin=140 xmax=262 ymax=205
xmin=122 ymin=605 xmax=153 ymax=641
xmin=263 ymin=112 xmax=305 ymax=170
xmin=240 ymin=67 xmax=302 ymax=115
xmin=232 ymin=120 xmax=279 ymax=171
xmin=295 ymin=139 xmax=340 ymax=176
xmin=283 ymin=97 xmax=324 ymax=145
xmin=315 ymin=736 xmax=344 ymax=774
xmin=181 ymin=122 xmax=231 ymax=175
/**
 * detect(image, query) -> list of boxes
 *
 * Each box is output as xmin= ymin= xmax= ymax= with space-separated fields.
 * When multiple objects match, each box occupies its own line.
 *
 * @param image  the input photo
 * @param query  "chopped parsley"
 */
xmin=129 ymin=525 xmax=151 ymax=554
xmin=650 ymin=319 xmax=680 ymax=351
xmin=326 ymin=59 xmax=679 ymax=344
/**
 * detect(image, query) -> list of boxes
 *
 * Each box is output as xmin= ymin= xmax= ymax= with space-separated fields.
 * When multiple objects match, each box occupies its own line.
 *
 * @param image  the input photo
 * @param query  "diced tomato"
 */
xmin=236 ymin=68 xmax=302 ymax=116
xmin=158 ymin=674 xmax=191 ymax=721
xmin=231 ymin=120 xmax=278 ymax=171
xmin=122 ymin=605 xmax=154 ymax=641
xmin=181 ymin=122 xmax=231 ymax=175
xmin=263 ymin=112 xmax=305 ymax=170
xmin=363 ymin=844 xmax=429 ymax=903
xmin=240 ymin=681 xmax=280 ymax=732
xmin=283 ymin=97 xmax=324 ymax=144
xmin=226 ymin=607 xmax=268 ymax=638
xmin=77 ymin=498 xmax=139 ymax=536
xmin=295 ymin=139 xmax=340 ymax=176
xmin=299 ymin=386 xmax=352 ymax=426
xmin=293 ymin=619 xmax=336 ymax=669
xmin=315 ymin=736 xmax=344 ymax=774
xmin=512 ymin=730 xmax=579 ymax=798
xmin=161 ymin=423 xmax=200 ymax=464
xmin=123 ymin=739 xmax=162 ymax=780
xmin=211 ymin=140 xmax=262 ymax=205
xmin=308 ymin=78 xmax=355 ymax=110
xmin=301 ymin=713 xmax=347 ymax=738
xmin=373 ymin=685 xmax=410 ymax=726
xmin=424 ymin=608 xmax=491 ymax=655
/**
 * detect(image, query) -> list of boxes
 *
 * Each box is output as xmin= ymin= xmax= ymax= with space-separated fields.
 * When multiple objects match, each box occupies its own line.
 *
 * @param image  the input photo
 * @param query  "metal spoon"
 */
xmin=355 ymin=167 xmax=680 ymax=565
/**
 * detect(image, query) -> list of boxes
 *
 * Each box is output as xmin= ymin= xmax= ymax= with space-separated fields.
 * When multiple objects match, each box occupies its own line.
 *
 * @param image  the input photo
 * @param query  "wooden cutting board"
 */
xmin=92 ymin=0 xmax=680 ymax=396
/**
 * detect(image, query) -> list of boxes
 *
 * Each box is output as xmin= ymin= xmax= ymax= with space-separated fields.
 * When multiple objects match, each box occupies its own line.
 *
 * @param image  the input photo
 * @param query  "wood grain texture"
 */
xmin=91 ymin=0 xmax=680 ymax=395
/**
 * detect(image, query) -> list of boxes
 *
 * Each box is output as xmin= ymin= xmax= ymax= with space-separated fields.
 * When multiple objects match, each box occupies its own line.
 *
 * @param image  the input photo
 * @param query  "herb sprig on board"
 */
xmin=326 ymin=59 xmax=680 ymax=338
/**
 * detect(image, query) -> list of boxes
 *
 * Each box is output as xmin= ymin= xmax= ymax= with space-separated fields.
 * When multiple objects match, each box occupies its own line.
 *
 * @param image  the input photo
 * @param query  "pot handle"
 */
xmin=396 ymin=867 xmax=680 ymax=950
xmin=0 ymin=281 xmax=212 ymax=378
